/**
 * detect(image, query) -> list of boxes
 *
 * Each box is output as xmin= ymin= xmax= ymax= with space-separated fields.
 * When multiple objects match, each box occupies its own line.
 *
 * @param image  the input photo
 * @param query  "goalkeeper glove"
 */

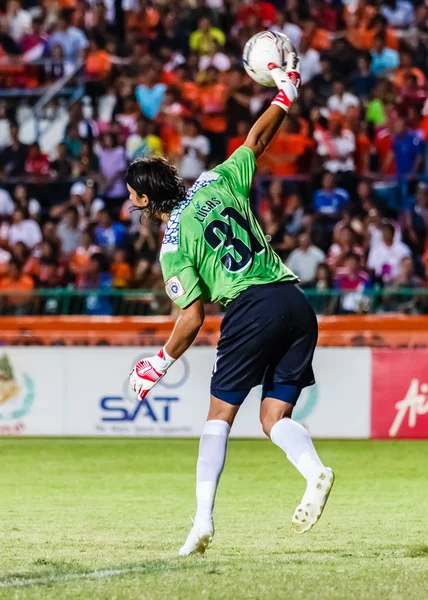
xmin=269 ymin=52 xmax=301 ymax=112
xmin=129 ymin=348 xmax=176 ymax=401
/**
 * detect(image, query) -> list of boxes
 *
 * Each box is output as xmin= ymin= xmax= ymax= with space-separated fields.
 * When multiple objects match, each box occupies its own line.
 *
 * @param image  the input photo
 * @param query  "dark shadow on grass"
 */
xmin=405 ymin=544 xmax=428 ymax=558
xmin=283 ymin=548 xmax=344 ymax=556
xmin=0 ymin=559 xmax=213 ymax=589
xmin=282 ymin=544 xmax=428 ymax=560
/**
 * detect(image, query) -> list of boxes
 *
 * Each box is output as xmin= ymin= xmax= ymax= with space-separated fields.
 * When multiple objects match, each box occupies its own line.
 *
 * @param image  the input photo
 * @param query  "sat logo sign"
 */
xmin=99 ymin=354 xmax=191 ymax=435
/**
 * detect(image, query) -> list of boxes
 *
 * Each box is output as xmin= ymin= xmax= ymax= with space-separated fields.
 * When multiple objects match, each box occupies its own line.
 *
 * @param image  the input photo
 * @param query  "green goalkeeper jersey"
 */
xmin=160 ymin=146 xmax=297 ymax=308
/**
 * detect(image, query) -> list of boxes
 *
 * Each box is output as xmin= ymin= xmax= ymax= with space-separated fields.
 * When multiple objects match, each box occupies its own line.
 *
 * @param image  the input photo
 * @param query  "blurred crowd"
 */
xmin=0 ymin=0 xmax=428 ymax=314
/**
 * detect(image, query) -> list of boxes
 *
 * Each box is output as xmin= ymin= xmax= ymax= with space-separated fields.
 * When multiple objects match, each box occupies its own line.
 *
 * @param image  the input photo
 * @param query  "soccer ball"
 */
xmin=242 ymin=31 xmax=296 ymax=87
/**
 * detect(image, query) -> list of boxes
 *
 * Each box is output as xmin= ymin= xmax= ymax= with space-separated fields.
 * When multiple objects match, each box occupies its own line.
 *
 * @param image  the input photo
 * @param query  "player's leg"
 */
xmin=179 ymin=395 xmax=240 ymax=556
xmin=260 ymin=285 xmax=334 ymax=534
xmin=260 ymin=391 xmax=334 ymax=534
xmin=180 ymin=288 xmax=269 ymax=555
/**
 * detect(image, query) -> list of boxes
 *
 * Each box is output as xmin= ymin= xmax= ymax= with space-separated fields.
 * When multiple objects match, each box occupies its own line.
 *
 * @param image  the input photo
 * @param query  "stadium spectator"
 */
xmin=20 ymin=16 xmax=48 ymax=61
xmin=260 ymin=116 xmax=312 ymax=176
xmin=72 ymin=141 xmax=99 ymax=178
xmin=328 ymin=226 xmax=364 ymax=272
xmin=370 ymin=34 xmax=399 ymax=77
xmin=402 ymin=182 xmax=428 ymax=255
xmin=327 ymin=81 xmax=359 ymax=115
xmin=311 ymin=57 xmax=334 ymax=104
xmin=271 ymin=11 xmax=302 ymax=49
xmin=0 ymin=187 xmax=14 ymax=217
xmin=335 ymin=253 xmax=371 ymax=313
xmin=287 ymin=233 xmax=325 ymax=285
xmin=70 ymin=229 xmax=101 ymax=287
xmin=111 ymin=248 xmax=132 ymax=289
xmin=392 ymin=118 xmax=424 ymax=178
xmin=18 ymin=184 xmax=41 ymax=220
xmin=126 ymin=118 xmax=162 ymax=162
xmin=179 ymin=118 xmax=210 ymax=182
xmin=79 ymin=253 xmax=112 ymax=315
xmin=0 ymin=258 xmax=34 ymax=315
xmin=226 ymin=120 xmax=251 ymax=157
xmin=368 ymin=222 xmax=411 ymax=283
xmin=51 ymin=143 xmax=73 ymax=179
xmin=198 ymin=66 xmax=227 ymax=164
xmin=5 ymin=207 xmax=42 ymax=250
xmin=313 ymin=172 xmax=350 ymax=218
xmin=48 ymin=9 xmax=88 ymax=61
xmin=258 ymin=179 xmax=287 ymax=220
xmin=95 ymin=209 xmax=127 ymax=254
xmin=284 ymin=194 xmax=305 ymax=236
xmin=225 ymin=67 xmax=252 ymax=137
xmin=189 ymin=17 xmax=225 ymax=55
xmin=58 ymin=206 xmax=83 ymax=257
xmin=392 ymin=255 xmax=424 ymax=288
xmin=313 ymin=263 xmax=333 ymax=290
xmin=6 ymin=0 xmax=31 ymax=42
xmin=0 ymin=246 xmax=11 ymax=278
xmin=85 ymin=34 xmax=112 ymax=117
xmin=1 ymin=122 xmax=27 ymax=176
xmin=380 ymin=0 xmax=414 ymax=27
xmin=352 ymin=54 xmax=376 ymax=101
xmin=25 ymin=142 xmax=50 ymax=177
xmin=199 ymin=39 xmax=231 ymax=72
xmin=315 ymin=118 xmax=356 ymax=174
xmin=298 ymin=36 xmax=321 ymax=85
xmin=97 ymin=132 xmax=128 ymax=200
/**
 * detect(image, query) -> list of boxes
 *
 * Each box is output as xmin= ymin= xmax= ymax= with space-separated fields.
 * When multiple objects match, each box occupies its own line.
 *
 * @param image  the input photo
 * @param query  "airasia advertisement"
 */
xmin=371 ymin=349 xmax=428 ymax=439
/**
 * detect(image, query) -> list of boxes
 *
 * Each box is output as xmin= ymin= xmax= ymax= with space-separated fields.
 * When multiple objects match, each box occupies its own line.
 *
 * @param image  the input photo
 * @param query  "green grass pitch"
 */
xmin=1 ymin=439 xmax=428 ymax=600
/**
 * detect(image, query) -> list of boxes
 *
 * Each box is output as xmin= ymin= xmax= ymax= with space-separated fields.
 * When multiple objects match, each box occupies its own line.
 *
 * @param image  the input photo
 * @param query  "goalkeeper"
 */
xmin=127 ymin=54 xmax=334 ymax=555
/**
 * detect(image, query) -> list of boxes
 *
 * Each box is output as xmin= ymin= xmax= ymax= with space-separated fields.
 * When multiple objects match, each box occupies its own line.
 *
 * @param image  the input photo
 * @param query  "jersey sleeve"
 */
xmin=160 ymin=250 xmax=202 ymax=309
xmin=212 ymin=145 xmax=256 ymax=200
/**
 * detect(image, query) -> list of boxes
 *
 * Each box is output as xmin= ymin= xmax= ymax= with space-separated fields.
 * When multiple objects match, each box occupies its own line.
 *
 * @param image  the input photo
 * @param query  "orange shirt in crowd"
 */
xmin=198 ymin=84 xmax=227 ymax=133
xmin=86 ymin=50 xmax=111 ymax=81
xmin=310 ymin=28 xmax=331 ymax=51
xmin=22 ymin=256 xmax=40 ymax=278
xmin=111 ymin=261 xmax=132 ymax=288
xmin=419 ymin=115 xmax=428 ymax=140
xmin=347 ymin=26 xmax=398 ymax=50
xmin=260 ymin=133 xmax=312 ymax=176
xmin=159 ymin=122 xmax=182 ymax=156
xmin=126 ymin=7 xmax=159 ymax=37
xmin=394 ymin=68 xmax=426 ymax=89
xmin=0 ymin=275 xmax=34 ymax=304
xmin=181 ymin=81 xmax=200 ymax=107
xmin=298 ymin=118 xmax=310 ymax=138
xmin=227 ymin=136 xmax=246 ymax=157
xmin=355 ymin=133 xmax=371 ymax=174
xmin=58 ymin=0 xmax=77 ymax=7
xmin=375 ymin=128 xmax=396 ymax=175
xmin=70 ymin=245 xmax=100 ymax=287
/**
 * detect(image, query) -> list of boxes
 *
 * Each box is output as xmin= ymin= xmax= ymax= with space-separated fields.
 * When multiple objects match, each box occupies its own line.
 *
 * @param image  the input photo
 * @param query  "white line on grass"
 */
xmin=0 ymin=567 xmax=145 ymax=589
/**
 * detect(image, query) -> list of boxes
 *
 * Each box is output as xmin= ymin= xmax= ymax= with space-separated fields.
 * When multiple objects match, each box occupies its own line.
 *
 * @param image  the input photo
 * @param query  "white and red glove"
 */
xmin=269 ymin=52 xmax=301 ymax=112
xmin=129 ymin=347 xmax=176 ymax=401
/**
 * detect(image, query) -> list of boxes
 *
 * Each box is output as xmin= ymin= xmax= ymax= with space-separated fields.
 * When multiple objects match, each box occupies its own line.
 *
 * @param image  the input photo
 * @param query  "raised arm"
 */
xmin=244 ymin=53 xmax=301 ymax=159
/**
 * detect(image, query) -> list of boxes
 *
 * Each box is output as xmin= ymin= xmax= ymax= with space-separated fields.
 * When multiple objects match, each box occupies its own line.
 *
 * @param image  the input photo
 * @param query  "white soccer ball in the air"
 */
xmin=242 ymin=31 xmax=297 ymax=87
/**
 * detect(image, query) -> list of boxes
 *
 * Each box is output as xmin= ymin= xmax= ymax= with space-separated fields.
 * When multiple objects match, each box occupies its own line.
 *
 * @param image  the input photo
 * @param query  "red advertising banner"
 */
xmin=371 ymin=349 xmax=428 ymax=439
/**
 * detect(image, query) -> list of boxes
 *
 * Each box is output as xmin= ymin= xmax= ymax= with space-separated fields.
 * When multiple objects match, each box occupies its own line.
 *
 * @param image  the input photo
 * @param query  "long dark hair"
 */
xmin=126 ymin=156 xmax=186 ymax=220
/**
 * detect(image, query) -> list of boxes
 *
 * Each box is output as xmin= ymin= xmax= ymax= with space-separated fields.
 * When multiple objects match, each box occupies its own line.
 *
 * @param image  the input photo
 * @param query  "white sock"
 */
xmin=270 ymin=418 xmax=324 ymax=481
xmin=194 ymin=419 xmax=230 ymax=524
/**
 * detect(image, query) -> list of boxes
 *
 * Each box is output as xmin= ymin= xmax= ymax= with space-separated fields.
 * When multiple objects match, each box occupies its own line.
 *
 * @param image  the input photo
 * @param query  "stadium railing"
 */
xmin=0 ymin=287 xmax=426 ymax=317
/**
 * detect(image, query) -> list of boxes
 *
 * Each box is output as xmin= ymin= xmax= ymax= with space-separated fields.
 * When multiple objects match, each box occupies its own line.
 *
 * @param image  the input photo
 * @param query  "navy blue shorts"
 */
xmin=210 ymin=282 xmax=318 ymax=406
